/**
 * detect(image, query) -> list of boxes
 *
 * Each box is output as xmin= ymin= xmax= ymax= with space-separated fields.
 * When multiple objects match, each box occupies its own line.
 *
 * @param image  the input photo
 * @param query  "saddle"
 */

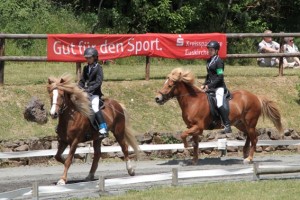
xmin=206 ymin=89 xmax=232 ymax=130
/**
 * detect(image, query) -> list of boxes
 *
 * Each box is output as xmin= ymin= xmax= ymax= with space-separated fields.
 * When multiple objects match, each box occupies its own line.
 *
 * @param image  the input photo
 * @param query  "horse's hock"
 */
xmin=23 ymin=96 xmax=48 ymax=124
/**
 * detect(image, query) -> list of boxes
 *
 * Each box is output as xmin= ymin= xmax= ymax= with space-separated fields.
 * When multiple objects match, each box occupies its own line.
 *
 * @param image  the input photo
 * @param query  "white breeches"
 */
xmin=216 ymin=87 xmax=224 ymax=108
xmin=91 ymin=95 xmax=99 ymax=112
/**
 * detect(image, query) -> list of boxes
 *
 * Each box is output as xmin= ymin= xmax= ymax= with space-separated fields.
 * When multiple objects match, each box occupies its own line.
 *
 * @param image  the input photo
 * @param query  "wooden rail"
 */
xmin=1 ymin=33 xmax=300 ymax=84
xmin=253 ymin=163 xmax=300 ymax=180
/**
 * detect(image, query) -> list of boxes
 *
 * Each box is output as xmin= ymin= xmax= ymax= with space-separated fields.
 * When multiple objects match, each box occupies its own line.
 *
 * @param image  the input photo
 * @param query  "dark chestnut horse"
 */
xmin=155 ymin=68 xmax=283 ymax=164
xmin=47 ymin=74 xmax=139 ymax=185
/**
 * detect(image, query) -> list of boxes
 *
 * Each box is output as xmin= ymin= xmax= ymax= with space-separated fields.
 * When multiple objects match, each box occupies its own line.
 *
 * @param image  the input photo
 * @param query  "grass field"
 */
xmin=82 ymin=180 xmax=300 ymax=200
xmin=0 ymin=62 xmax=299 ymax=141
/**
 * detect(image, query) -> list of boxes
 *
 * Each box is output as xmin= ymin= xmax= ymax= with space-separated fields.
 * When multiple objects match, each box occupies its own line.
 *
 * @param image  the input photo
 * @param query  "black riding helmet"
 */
xmin=207 ymin=41 xmax=220 ymax=50
xmin=84 ymin=48 xmax=98 ymax=58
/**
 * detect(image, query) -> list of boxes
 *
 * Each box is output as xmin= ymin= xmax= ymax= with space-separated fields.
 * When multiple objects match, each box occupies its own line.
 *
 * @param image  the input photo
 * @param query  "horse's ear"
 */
xmin=48 ymin=78 xmax=53 ymax=84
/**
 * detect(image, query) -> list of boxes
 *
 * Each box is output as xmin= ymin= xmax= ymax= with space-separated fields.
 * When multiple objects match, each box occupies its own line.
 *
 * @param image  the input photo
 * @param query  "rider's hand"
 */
xmin=201 ymin=85 xmax=208 ymax=91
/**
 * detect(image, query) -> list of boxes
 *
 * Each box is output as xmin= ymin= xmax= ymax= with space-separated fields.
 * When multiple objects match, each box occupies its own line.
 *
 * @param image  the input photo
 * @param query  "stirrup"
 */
xmin=224 ymin=126 xmax=232 ymax=134
xmin=98 ymin=128 xmax=108 ymax=139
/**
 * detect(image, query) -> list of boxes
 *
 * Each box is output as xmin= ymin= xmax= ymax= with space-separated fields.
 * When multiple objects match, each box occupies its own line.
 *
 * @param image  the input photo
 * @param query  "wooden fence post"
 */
xmin=145 ymin=56 xmax=150 ymax=81
xmin=76 ymin=62 xmax=82 ymax=82
xmin=98 ymin=176 xmax=105 ymax=192
xmin=172 ymin=168 xmax=178 ymax=186
xmin=253 ymin=162 xmax=260 ymax=181
xmin=84 ymin=143 xmax=92 ymax=163
xmin=0 ymin=37 xmax=5 ymax=85
xmin=32 ymin=181 xmax=39 ymax=200
xmin=279 ymin=34 xmax=284 ymax=76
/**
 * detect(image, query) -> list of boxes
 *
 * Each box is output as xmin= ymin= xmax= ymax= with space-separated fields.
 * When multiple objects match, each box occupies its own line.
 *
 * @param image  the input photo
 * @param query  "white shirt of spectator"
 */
xmin=258 ymin=40 xmax=280 ymax=67
xmin=284 ymin=43 xmax=299 ymax=63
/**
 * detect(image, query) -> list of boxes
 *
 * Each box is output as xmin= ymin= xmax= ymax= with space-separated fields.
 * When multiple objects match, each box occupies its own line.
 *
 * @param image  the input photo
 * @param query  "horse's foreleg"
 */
xmin=85 ymin=139 xmax=101 ymax=181
xmin=192 ymin=134 xmax=200 ymax=165
xmin=57 ymin=140 xmax=79 ymax=185
xmin=54 ymin=141 xmax=68 ymax=164
xmin=180 ymin=126 xmax=199 ymax=148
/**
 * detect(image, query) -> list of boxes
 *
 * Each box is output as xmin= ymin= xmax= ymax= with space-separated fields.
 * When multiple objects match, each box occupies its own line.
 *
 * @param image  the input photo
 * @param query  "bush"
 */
xmin=0 ymin=0 xmax=88 ymax=56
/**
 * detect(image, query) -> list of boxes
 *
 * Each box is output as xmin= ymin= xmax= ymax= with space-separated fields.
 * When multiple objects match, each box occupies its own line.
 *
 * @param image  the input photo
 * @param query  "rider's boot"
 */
xmin=218 ymin=106 xmax=232 ymax=137
xmin=95 ymin=111 xmax=108 ymax=139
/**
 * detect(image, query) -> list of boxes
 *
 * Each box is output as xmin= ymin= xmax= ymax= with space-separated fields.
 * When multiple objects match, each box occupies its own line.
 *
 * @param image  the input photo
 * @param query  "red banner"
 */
xmin=47 ymin=33 xmax=227 ymax=62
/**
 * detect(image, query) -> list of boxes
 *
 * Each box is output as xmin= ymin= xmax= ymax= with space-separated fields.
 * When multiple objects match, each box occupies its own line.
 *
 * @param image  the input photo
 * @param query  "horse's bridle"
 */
xmin=158 ymin=78 xmax=204 ymax=102
xmin=158 ymin=78 xmax=177 ymax=102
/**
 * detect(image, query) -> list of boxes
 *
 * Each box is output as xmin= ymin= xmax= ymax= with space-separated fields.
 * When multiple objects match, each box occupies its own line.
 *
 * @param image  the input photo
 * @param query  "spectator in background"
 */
xmin=257 ymin=30 xmax=280 ymax=67
xmin=283 ymin=37 xmax=300 ymax=68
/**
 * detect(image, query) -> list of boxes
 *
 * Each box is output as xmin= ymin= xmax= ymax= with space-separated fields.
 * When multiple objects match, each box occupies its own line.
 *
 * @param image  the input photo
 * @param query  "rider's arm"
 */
xmin=87 ymin=65 xmax=103 ymax=94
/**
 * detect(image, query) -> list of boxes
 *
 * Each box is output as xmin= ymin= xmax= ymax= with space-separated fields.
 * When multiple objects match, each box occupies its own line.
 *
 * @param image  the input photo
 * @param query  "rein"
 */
xmin=158 ymin=83 xmax=205 ymax=102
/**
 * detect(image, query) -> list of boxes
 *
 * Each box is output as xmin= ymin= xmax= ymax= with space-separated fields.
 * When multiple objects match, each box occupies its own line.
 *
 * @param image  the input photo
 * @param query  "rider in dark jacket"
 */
xmin=201 ymin=41 xmax=232 ymax=134
xmin=79 ymin=48 xmax=108 ymax=139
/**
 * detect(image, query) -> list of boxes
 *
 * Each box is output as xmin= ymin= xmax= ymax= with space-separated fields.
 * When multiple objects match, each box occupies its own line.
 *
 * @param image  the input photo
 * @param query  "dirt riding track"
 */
xmin=1 ymin=154 xmax=300 ymax=199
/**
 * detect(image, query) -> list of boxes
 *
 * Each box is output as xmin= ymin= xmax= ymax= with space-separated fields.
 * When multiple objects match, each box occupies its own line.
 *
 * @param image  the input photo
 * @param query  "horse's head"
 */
xmin=47 ymin=78 xmax=66 ymax=119
xmin=155 ymin=77 xmax=178 ymax=105
xmin=155 ymin=68 xmax=196 ymax=105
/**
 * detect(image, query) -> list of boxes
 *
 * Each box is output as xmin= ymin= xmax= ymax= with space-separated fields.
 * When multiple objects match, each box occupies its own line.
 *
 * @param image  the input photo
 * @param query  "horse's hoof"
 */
xmin=128 ymin=169 xmax=135 ymax=176
xmin=57 ymin=179 xmax=66 ymax=185
xmin=243 ymin=158 xmax=253 ymax=165
xmin=192 ymin=160 xmax=198 ymax=166
xmin=184 ymin=160 xmax=195 ymax=166
xmin=85 ymin=174 xmax=95 ymax=181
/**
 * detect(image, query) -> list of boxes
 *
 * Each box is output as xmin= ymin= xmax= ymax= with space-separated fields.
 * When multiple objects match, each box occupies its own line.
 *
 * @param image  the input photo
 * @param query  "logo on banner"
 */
xmin=176 ymin=35 xmax=184 ymax=46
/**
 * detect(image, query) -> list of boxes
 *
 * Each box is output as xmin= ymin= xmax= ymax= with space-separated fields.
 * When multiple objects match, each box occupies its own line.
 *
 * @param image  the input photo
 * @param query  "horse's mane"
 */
xmin=47 ymin=74 xmax=92 ymax=117
xmin=167 ymin=68 xmax=201 ymax=91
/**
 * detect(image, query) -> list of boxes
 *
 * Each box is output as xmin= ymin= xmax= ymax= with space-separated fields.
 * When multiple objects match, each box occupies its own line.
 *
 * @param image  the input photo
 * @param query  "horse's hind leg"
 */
xmin=244 ymin=127 xmax=257 ymax=164
xmin=243 ymin=136 xmax=250 ymax=159
xmin=85 ymin=139 xmax=101 ymax=181
xmin=55 ymin=141 xmax=68 ymax=164
xmin=234 ymin=123 xmax=250 ymax=159
xmin=113 ymin=124 xmax=135 ymax=176
xmin=242 ymin=115 xmax=259 ymax=164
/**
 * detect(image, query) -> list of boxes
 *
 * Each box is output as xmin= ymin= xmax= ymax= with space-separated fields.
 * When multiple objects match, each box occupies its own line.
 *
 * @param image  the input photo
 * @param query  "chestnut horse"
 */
xmin=47 ymin=74 xmax=139 ymax=185
xmin=155 ymin=68 xmax=283 ymax=164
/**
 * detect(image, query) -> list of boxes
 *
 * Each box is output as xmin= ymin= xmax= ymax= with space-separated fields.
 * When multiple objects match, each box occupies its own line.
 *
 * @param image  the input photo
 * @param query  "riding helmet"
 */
xmin=84 ymin=48 xmax=99 ymax=58
xmin=207 ymin=41 xmax=220 ymax=50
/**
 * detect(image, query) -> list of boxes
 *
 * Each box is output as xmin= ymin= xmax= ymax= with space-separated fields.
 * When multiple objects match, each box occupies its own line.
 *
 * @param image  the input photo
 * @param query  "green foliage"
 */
xmin=2 ymin=0 xmax=300 ymax=64
xmin=0 ymin=0 xmax=87 ymax=56
xmin=161 ymin=135 xmax=181 ymax=144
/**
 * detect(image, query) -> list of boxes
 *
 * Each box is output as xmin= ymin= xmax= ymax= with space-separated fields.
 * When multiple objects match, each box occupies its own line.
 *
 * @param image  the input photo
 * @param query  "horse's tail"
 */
xmin=258 ymin=96 xmax=283 ymax=134
xmin=120 ymin=103 xmax=140 ymax=160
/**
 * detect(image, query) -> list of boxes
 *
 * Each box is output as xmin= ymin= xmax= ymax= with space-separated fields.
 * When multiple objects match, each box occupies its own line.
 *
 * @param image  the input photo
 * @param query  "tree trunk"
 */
xmin=221 ymin=0 xmax=233 ymax=32
xmin=91 ymin=0 xmax=104 ymax=34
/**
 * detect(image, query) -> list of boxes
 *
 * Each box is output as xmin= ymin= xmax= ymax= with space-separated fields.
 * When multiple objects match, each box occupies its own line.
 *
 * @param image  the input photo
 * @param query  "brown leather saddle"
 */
xmin=205 ymin=89 xmax=232 ymax=130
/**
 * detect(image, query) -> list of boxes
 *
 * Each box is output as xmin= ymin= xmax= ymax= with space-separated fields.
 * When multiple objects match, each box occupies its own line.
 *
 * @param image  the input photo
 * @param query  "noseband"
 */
xmin=158 ymin=79 xmax=176 ymax=101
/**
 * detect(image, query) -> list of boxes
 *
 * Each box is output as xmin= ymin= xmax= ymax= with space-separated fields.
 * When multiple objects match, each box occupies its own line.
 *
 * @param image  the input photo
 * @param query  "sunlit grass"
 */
xmin=81 ymin=180 xmax=300 ymax=200
xmin=0 ymin=63 xmax=299 ymax=141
